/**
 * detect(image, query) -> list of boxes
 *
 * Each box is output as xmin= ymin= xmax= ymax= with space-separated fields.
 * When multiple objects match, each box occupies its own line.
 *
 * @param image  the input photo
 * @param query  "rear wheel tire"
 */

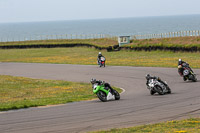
xmin=113 ymin=90 xmax=120 ymax=100
xmin=97 ymin=91 xmax=107 ymax=102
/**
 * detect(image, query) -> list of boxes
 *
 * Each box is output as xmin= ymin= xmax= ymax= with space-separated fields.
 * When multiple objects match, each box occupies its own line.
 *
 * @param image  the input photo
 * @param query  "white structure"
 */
xmin=118 ymin=36 xmax=130 ymax=46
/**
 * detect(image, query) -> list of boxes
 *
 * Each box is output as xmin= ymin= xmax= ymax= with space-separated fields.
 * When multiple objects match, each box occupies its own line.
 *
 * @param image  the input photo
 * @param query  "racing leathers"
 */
xmin=146 ymin=76 xmax=167 ymax=87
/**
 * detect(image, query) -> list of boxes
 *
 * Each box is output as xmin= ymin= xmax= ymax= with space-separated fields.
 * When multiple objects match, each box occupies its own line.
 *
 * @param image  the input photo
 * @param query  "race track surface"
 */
xmin=0 ymin=63 xmax=200 ymax=133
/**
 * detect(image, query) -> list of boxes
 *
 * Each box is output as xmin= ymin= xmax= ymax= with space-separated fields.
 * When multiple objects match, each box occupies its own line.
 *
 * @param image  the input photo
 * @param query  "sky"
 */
xmin=0 ymin=0 xmax=200 ymax=23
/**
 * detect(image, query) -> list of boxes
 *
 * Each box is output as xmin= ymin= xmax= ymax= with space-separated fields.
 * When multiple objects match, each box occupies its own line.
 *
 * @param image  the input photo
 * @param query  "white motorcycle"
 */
xmin=147 ymin=79 xmax=171 ymax=95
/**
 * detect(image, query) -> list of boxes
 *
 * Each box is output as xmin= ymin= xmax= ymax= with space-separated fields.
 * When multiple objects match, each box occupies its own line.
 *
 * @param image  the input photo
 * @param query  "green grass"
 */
xmin=90 ymin=118 xmax=200 ymax=133
xmin=0 ymin=75 xmax=122 ymax=111
xmin=126 ymin=36 xmax=200 ymax=49
xmin=1 ymin=37 xmax=200 ymax=49
xmin=0 ymin=47 xmax=200 ymax=68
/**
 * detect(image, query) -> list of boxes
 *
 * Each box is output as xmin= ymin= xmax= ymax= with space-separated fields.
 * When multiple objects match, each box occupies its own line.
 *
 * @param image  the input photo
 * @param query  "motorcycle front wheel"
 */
xmin=156 ymin=86 xmax=164 ymax=95
xmin=150 ymin=90 xmax=156 ymax=95
xmin=167 ymin=87 xmax=171 ymax=94
xmin=97 ymin=91 xmax=107 ymax=102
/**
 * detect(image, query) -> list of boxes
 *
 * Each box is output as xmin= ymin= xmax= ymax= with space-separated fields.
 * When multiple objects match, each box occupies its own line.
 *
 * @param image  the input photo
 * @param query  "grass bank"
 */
xmin=91 ymin=118 xmax=200 ymax=133
xmin=0 ymin=47 xmax=200 ymax=68
xmin=128 ymin=36 xmax=200 ymax=48
xmin=0 ymin=38 xmax=117 ymax=48
xmin=120 ymin=37 xmax=200 ymax=52
xmin=1 ymin=37 xmax=200 ymax=52
xmin=0 ymin=75 xmax=121 ymax=111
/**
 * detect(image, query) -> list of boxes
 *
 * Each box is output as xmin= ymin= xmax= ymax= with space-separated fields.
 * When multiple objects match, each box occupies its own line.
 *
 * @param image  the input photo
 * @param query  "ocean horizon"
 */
xmin=0 ymin=14 xmax=200 ymax=42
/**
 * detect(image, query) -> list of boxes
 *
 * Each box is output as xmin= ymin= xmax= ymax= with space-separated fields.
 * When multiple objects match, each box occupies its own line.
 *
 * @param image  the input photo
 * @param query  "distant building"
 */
xmin=118 ymin=36 xmax=130 ymax=46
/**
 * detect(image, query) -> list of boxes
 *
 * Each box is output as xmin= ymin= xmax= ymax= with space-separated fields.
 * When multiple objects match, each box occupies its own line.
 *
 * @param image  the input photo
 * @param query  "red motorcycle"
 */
xmin=98 ymin=57 xmax=106 ymax=67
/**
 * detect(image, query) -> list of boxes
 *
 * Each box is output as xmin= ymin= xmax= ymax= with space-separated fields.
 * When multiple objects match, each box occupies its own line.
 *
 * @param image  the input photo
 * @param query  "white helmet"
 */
xmin=90 ymin=78 xmax=96 ymax=84
xmin=179 ymin=59 xmax=182 ymax=62
xmin=99 ymin=52 xmax=101 ymax=55
xmin=146 ymin=74 xmax=150 ymax=80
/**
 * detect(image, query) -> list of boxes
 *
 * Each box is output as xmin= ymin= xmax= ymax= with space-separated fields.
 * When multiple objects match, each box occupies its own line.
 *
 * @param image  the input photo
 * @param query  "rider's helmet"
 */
xmin=179 ymin=59 xmax=183 ymax=63
xmin=90 ymin=78 xmax=96 ymax=84
xmin=145 ymin=74 xmax=150 ymax=80
xmin=178 ymin=59 xmax=183 ymax=65
xmin=99 ymin=52 xmax=101 ymax=55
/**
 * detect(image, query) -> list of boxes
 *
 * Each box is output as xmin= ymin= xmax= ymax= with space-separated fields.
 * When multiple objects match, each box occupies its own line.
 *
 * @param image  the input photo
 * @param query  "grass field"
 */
xmin=91 ymin=118 xmax=200 ymax=133
xmin=0 ymin=47 xmax=200 ymax=68
xmin=0 ymin=75 xmax=121 ymax=111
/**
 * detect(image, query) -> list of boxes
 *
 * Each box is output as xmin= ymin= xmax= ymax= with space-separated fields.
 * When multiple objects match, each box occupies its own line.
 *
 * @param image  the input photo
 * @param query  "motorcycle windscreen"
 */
xmin=100 ymin=57 xmax=105 ymax=61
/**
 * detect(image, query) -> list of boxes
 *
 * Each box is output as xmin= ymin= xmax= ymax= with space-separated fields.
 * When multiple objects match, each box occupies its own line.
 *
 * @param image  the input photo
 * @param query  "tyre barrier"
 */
xmin=0 ymin=44 xmax=199 ymax=52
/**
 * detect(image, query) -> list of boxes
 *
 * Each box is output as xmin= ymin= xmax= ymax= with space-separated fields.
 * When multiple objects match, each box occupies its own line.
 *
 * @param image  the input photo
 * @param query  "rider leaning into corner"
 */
xmin=146 ymin=74 xmax=167 ymax=87
xmin=178 ymin=59 xmax=194 ymax=81
xmin=90 ymin=78 xmax=114 ymax=94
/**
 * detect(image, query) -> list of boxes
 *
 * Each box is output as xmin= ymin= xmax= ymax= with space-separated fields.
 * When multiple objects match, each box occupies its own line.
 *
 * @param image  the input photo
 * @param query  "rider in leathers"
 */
xmin=178 ymin=59 xmax=193 ymax=81
xmin=97 ymin=52 xmax=105 ymax=65
xmin=146 ymin=74 xmax=167 ymax=87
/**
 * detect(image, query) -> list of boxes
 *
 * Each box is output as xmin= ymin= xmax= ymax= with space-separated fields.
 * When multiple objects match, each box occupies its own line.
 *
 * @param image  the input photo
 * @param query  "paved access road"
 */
xmin=0 ymin=63 xmax=199 ymax=133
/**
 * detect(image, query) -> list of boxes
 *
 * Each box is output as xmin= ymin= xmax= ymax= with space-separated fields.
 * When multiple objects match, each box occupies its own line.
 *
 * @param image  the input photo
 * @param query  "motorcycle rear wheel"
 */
xmin=113 ymin=90 xmax=120 ymax=100
xmin=97 ymin=91 xmax=107 ymax=102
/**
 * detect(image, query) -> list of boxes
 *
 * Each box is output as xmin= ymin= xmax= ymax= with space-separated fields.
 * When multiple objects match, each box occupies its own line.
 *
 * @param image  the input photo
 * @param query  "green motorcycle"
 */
xmin=92 ymin=83 xmax=120 ymax=102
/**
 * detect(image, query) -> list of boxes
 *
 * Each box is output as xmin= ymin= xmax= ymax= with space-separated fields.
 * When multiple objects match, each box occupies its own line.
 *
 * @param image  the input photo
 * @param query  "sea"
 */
xmin=0 ymin=14 xmax=200 ymax=42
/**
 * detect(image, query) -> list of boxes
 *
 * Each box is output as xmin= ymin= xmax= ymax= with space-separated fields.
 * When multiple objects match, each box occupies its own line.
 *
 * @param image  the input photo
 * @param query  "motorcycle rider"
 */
xmin=90 ymin=78 xmax=114 ymax=94
xmin=178 ymin=58 xmax=186 ymax=66
xmin=97 ymin=52 xmax=105 ymax=65
xmin=146 ymin=74 xmax=167 ymax=87
xmin=178 ymin=59 xmax=193 ymax=81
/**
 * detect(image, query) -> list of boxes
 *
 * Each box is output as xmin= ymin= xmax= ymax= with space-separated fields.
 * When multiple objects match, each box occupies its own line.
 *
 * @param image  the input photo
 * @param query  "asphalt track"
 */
xmin=0 ymin=62 xmax=200 ymax=133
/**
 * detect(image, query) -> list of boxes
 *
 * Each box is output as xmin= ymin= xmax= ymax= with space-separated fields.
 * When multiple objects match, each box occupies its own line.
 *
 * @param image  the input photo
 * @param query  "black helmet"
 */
xmin=90 ymin=78 xmax=96 ymax=84
xmin=146 ymin=74 xmax=150 ymax=80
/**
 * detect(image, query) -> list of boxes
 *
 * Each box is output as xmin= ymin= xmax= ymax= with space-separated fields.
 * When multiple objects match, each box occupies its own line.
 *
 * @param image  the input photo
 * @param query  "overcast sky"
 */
xmin=0 ymin=0 xmax=200 ymax=23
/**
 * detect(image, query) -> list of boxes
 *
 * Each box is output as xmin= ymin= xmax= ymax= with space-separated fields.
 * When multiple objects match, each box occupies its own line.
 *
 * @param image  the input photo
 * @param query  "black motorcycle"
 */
xmin=178 ymin=63 xmax=197 ymax=82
